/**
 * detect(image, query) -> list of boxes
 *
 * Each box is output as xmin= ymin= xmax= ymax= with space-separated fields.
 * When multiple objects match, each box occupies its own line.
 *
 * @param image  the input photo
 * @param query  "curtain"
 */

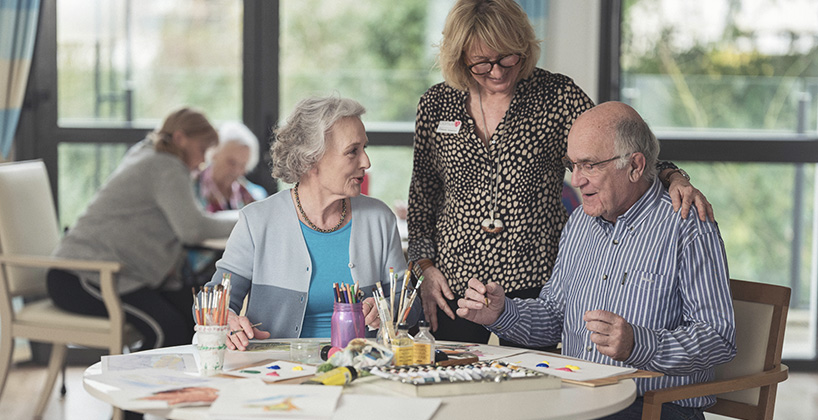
xmin=0 ymin=0 xmax=40 ymax=159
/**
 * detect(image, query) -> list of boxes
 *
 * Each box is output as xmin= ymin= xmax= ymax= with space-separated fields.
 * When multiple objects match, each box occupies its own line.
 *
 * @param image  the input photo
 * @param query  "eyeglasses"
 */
xmin=468 ymin=54 xmax=522 ymax=75
xmin=561 ymin=154 xmax=630 ymax=175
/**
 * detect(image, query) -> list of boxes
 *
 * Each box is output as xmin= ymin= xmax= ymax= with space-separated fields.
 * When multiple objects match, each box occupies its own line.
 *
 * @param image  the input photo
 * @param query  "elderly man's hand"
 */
xmin=583 ymin=310 xmax=634 ymax=361
xmin=456 ymin=278 xmax=505 ymax=326
xmin=666 ymin=171 xmax=715 ymax=222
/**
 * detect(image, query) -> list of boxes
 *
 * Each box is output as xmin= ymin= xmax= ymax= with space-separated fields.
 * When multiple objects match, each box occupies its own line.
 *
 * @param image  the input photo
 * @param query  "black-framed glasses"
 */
xmin=467 ymin=54 xmax=522 ymax=75
xmin=561 ymin=154 xmax=631 ymax=175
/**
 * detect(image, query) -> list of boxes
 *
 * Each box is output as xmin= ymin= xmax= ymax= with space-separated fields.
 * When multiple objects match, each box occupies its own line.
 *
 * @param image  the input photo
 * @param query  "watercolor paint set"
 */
xmin=367 ymin=361 xmax=560 ymax=397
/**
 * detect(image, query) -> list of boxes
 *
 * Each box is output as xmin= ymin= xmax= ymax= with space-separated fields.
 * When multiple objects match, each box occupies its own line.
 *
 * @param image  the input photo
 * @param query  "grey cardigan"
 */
xmin=207 ymin=189 xmax=420 ymax=338
xmin=54 ymin=140 xmax=236 ymax=294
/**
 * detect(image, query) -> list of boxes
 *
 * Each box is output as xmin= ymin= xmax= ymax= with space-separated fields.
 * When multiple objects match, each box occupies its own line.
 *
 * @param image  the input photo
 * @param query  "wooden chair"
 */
xmin=641 ymin=279 xmax=790 ymax=420
xmin=0 ymin=160 xmax=127 ymax=420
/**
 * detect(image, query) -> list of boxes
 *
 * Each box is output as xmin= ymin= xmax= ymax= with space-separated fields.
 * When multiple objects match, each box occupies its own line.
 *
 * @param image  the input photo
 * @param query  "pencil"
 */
xmin=229 ymin=322 xmax=262 ymax=336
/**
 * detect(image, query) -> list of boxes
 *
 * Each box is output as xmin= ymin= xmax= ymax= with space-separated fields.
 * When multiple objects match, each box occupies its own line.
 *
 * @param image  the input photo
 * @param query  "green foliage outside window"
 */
xmin=621 ymin=0 xmax=818 ymax=310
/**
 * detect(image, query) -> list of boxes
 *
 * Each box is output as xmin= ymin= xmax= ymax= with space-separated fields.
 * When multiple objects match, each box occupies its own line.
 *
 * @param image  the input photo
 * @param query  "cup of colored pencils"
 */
xmin=193 ymin=274 xmax=231 ymax=375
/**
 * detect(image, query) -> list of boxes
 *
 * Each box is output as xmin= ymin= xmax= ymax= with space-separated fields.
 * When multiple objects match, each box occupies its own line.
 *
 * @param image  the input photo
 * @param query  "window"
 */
xmin=612 ymin=0 xmax=818 ymax=363
xmin=50 ymin=0 xmax=243 ymax=227
xmin=278 ymin=0 xmax=551 ymax=209
xmin=24 ymin=0 xmax=556 ymax=228
xmin=57 ymin=0 xmax=242 ymax=126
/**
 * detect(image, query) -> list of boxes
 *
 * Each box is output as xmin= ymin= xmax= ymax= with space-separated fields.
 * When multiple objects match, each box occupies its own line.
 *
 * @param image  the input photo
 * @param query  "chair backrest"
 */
xmin=0 ymin=160 xmax=61 ymax=297
xmin=709 ymin=279 xmax=790 ymax=418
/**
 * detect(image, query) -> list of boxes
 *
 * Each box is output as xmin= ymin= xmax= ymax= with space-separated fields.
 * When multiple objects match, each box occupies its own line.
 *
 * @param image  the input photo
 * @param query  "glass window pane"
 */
xmin=279 ymin=0 xmax=454 ymax=131
xmin=278 ymin=0 xmax=551 ymax=216
xmin=57 ymin=143 xmax=128 ymax=229
xmin=621 ymin=0 xmax=818 ymax=135
xmin=57 ymin=0 xmax=242 ymax=127
xmin=679 ymin=162 xmax=816 ymax=359
xmin=279 ymin=0 xmax=549 ymax=131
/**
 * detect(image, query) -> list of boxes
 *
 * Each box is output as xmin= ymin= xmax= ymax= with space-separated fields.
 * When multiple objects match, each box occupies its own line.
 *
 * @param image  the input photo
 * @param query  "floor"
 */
xmin=1 ymin=349 xmax=815 ymax=419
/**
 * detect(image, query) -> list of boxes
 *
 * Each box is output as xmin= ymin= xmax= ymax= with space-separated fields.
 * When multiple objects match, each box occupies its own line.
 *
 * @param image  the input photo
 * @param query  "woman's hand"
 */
xmin=419 ymin=265 xmax=455 ymax=332
xmin=666 ymin=171 xmax=715 ymax=221
xmin=362 ymin=297 xmax=380 ymax=329
xmin=225 ymin=311 xmax=270 ymax=351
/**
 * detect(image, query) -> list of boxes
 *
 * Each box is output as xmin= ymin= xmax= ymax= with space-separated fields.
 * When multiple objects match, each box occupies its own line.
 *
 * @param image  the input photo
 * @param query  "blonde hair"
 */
xmin=148 ymin=107 xmax=217 ymax=159
xmin=439 ymin=0 xmax=540 ymax=91
xmin=271 ymin=96 xmax=366 ymax=184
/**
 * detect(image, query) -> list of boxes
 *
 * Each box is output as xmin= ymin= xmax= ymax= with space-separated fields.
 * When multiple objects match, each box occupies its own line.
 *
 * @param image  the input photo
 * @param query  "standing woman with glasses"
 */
xmin=408 ymin=0 xmax=715 ymax=346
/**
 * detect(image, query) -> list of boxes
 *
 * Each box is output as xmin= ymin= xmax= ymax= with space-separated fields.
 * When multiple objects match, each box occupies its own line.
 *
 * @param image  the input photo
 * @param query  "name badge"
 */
xmin=436 ymin=120 xmax=462 ymax=134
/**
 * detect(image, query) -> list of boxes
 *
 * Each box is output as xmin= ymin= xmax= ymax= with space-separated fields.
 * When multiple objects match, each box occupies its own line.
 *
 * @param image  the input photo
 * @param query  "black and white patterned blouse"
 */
xmin=408 ymin=68 xmax=595 ymax=297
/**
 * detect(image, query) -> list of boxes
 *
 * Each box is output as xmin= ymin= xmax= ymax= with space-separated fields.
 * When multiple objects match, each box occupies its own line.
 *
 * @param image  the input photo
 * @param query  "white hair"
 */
xmin=614 ymin=118 xmax=659 ymax=182
xmin=208 ymin=122 xmax=260 ymax=173
xmin=271 ymin=96 xmax=366 ymax=183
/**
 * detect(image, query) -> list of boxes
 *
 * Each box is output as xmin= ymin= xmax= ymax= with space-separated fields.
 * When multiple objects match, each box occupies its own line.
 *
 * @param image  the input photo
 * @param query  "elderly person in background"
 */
xmin=408 ymin=0 xmax=714 ymax=346
xmin=48 ymin=107 xmax=237 ymax=352
xmin=195 ymin=121 xmax=267 ymax=212
xmin=202 ymin=96 xmax=420 ymax=350
xmin=458 ymin=102 xmax=735 ymax=420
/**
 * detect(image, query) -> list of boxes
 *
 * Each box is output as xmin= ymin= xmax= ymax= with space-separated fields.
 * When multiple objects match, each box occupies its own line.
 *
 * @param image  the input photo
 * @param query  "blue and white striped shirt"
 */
xmin=490 ymin=178 xmax=736 ymax=408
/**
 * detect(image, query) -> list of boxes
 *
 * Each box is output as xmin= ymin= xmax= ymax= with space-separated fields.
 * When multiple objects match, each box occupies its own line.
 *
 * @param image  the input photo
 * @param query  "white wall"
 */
xmin=544 ymin=0 xmax=601 ymax=103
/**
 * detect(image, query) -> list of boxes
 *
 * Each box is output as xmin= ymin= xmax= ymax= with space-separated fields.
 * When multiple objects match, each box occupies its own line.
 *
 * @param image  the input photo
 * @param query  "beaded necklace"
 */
xmin=294 ymin=183 xmax=347 ymax=233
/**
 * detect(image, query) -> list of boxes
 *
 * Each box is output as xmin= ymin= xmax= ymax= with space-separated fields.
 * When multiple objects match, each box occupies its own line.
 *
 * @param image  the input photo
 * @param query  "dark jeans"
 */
xmin=431 ymin=286 xmax=559 ymax=352
xmin=46 ymin=269 xmax=195 ymax=350
xmin=597 ymin=397 xmax=705 ymax=420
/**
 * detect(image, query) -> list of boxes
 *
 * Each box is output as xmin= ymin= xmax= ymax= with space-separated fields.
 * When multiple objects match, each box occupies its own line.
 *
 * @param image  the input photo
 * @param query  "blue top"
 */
xmin=206 ymin=190 xmax=421 ymax=339
xmin=299 ymin=220 xmax=353 ymax=338
xmin=490 ymin=178 xmax=736 ymax=409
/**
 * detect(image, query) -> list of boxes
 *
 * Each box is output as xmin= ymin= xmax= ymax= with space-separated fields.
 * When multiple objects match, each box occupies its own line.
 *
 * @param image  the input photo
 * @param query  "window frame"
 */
xmin=601 ymin=0 xmax=818 ymax=370
xmin=15 ymin=0 xmax=412 ymax=205
xmin=599 ymin=0 xmax=818 ymax=163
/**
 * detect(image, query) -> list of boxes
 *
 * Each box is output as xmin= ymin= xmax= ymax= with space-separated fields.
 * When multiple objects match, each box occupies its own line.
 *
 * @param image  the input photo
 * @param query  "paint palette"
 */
xmin=223 ymin=360 xmax=317 ymax=382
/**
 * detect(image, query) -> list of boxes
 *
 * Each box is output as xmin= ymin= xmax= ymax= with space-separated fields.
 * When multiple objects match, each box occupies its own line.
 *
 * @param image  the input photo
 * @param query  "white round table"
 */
xmin=83 ymin=343 xmax=636 ymax=420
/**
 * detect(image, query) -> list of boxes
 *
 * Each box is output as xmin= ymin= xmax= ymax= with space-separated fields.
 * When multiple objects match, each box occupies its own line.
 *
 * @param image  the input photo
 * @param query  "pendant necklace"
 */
xmin=294 ymin=183 xmax=347 ymax=233
xmin=478 ymin=91 xmax=504 ymax=234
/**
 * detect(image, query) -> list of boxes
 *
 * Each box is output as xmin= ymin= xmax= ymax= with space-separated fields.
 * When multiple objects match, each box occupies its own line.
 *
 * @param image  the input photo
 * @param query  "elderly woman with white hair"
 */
xmin=194 ymin=121 xmax=267 ymax=212
xmin=200 ymin=95 xmax=420 ymax=350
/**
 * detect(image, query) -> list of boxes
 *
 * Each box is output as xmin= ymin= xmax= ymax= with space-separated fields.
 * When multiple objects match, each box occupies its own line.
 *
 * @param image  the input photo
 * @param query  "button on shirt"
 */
xmin=489 ymin=179 xmax=736 ymax=408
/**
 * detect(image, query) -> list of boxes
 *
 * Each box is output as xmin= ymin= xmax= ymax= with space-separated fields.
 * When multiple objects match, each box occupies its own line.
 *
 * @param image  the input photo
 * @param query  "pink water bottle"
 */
xmin=331 ymin=302 xmax=365 ymax=348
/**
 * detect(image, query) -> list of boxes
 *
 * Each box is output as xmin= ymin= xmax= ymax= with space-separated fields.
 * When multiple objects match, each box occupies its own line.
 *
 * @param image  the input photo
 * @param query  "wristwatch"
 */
xmin=667 ymin=168 xmax=690 ymax=182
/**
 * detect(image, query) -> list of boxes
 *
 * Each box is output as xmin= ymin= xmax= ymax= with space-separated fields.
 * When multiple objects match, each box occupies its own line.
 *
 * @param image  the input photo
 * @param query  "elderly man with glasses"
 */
xmin=457 ymin=101 xmax=736 ymax=420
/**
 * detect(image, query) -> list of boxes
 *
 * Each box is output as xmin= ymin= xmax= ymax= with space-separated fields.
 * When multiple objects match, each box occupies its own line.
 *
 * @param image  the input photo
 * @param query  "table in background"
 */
xmin=83 ymin=342 xmax=636 ymax=420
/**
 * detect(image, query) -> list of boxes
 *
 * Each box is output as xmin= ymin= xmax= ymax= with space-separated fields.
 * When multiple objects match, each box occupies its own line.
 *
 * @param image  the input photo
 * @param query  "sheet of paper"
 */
xmin=497 ymin=351 xmax=637 ymax=382
xmin=332 ymin=394 xmax=441 ymax=420
xmin=101 ymin=353 xmax=197 ymax=373
xmin=86 ymin=368 xmax=233 ymax=410
xmin=224 ymin=360 xmax=316 ymax=382
xmin=209 ymin=380 xmax=341 ymax=419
